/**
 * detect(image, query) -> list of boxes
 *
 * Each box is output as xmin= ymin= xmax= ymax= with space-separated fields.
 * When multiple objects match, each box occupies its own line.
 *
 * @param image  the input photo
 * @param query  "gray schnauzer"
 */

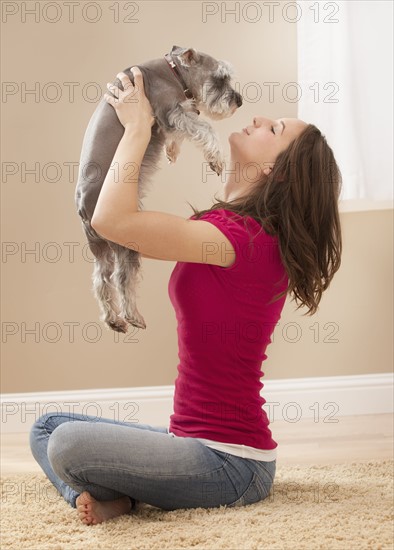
xmin=75 ymin=45 xmax=242 ymax=333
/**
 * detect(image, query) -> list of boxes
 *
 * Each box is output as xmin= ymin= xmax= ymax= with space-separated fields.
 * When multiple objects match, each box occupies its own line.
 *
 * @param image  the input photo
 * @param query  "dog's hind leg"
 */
xmin=84 ymin=225 xmax=129 ymax=333
xmin=104 ymin=136 xmax=165 ymax=331
xmin=110 ymin=243 xmax=146 ymax=330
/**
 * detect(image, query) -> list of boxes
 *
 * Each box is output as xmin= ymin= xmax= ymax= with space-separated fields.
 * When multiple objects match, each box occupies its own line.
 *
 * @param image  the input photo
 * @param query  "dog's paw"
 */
xmin=209 ymin=158 xmax=224 ymax=176
xmin=205 ymin=147 xmax=224 ymax=176
xmin=129 ymin=318 xmax=147 ymax=330
xmin=125 ymin=310 xmax=147 ymax=330
xmin=107 ymin=319 xmax=129 ymax=334
xmin=165 ymin=141 xmax=180 ymax=164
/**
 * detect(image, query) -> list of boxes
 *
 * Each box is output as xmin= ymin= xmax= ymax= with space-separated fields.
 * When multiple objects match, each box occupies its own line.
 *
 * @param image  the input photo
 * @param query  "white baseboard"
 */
xmin=1 ymin=373 xmax=393 ymax=434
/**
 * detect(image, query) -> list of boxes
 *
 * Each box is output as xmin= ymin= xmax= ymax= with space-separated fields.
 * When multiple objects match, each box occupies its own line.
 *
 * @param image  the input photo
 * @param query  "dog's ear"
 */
xmin=171 ymin=45 xmax=182 ymax=53
xmin=173 ymin=47 xmax=200 ymax=67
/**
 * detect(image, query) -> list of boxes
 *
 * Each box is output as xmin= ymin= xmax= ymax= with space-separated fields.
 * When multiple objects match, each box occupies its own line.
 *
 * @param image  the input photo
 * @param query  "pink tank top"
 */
xmin=168 ymin=208 xmax=288 ymax=450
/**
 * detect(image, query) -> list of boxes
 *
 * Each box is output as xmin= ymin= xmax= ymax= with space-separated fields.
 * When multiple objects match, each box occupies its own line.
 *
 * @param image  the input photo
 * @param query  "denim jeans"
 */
xmin=29 ymin=412 xmax=276 ymax=511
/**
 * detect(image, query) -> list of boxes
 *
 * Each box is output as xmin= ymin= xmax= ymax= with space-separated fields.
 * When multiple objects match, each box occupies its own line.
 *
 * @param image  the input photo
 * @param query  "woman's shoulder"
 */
xmin=195 ymin=208 xmax=277 ymax=241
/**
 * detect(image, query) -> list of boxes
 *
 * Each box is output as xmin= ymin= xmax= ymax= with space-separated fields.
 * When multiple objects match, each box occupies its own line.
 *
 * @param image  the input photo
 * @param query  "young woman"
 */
xmin=30 ymin=68 xmax=343 ymax=525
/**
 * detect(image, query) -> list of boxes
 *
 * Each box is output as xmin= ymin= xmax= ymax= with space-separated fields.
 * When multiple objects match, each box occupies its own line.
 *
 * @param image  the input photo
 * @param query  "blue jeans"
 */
xmin=29 ymin=412 xmax=276 ymax=511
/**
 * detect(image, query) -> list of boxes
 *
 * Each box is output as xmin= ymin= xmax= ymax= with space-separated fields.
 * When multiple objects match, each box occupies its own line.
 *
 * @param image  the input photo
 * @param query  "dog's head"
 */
xmin=170 ymin=45 xmax=242 ymax=120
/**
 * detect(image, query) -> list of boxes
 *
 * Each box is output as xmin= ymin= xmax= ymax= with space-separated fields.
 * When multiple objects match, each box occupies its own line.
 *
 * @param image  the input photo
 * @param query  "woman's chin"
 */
xmin=228 ymin=131 xmax=242 ymax=146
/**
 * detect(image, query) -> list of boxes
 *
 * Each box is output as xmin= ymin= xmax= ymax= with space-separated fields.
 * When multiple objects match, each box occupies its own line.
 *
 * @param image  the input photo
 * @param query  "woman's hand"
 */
xmin=104 ymin=67 xmax=155 ymax=136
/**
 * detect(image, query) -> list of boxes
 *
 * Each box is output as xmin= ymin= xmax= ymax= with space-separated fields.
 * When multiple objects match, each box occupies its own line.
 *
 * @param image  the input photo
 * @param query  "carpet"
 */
xmin=1 ymin=460 xmax=393 ymax=550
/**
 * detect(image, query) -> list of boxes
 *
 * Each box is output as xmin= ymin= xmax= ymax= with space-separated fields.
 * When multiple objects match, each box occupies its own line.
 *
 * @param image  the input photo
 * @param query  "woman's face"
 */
xmin=228 ymin=116 xmax=308 ymax=177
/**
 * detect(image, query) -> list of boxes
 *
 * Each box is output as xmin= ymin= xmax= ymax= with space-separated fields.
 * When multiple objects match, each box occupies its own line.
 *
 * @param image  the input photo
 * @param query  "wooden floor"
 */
xmin=1 ymin=413 xmax=392 ymax=475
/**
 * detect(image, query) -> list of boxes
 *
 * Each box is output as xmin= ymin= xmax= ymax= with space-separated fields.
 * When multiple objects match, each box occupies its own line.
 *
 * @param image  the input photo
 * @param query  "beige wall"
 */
xmin=2 ymin=2 xmax=393 ymax=393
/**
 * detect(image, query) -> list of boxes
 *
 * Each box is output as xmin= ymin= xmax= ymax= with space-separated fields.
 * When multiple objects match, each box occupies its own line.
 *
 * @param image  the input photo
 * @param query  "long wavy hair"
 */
xmin=188 ymin=124 xmax=343 ymax=316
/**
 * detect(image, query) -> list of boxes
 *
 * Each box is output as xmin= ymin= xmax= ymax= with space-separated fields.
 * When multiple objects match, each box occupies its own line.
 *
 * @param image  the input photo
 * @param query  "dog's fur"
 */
xmin=75 ymin=46 xmax=242 ymax=333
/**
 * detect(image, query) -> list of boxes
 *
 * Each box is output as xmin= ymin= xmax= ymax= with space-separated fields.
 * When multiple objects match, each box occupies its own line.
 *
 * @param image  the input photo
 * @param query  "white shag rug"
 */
xmin=1 ymin=460 xmax=393 ymax=550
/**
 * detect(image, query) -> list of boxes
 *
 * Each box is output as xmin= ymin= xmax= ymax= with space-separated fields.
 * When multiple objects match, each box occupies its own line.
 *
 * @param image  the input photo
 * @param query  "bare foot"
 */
xmin=76 ymin=491 xmax=133 ymax=525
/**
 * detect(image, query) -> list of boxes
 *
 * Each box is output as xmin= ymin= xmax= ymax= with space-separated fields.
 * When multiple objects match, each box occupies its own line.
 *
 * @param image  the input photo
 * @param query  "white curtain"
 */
xmin=297 ymin=0 xmax=393 ymax=203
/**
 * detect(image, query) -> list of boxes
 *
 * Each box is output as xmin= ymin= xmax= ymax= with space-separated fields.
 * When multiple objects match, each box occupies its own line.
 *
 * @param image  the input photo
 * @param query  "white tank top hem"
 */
xmin=167 ymin=428 xmax=277 ymax=462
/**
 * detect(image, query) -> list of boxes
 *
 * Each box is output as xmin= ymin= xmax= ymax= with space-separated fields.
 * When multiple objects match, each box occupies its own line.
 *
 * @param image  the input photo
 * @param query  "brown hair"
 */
xmin=188 ymin=124 xmax=343 ymax=316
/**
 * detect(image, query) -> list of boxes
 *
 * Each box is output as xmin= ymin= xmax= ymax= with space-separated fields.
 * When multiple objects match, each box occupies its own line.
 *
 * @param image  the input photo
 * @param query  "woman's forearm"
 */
xmin=91 ymin=126 xmax=151 ymax=226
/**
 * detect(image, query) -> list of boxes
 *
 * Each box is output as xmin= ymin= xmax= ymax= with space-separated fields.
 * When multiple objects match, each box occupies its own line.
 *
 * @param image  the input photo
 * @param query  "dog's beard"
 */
xmin=198 ymin=98 xmax=238 ymax=120
xmin=199 ymin=83 xmax=239 ymax=118
xmin=199 ymin=107 xmax=235 ymax=120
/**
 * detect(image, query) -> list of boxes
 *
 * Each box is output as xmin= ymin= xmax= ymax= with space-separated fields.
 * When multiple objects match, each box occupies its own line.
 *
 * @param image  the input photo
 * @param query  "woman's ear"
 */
xmin=262 ymin=164 xmax=286 ymax=182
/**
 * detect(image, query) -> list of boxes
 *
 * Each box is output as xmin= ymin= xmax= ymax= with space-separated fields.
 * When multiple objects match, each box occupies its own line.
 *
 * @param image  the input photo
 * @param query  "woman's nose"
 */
xmin=253 ymin=117 xmax=263 ymax=127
